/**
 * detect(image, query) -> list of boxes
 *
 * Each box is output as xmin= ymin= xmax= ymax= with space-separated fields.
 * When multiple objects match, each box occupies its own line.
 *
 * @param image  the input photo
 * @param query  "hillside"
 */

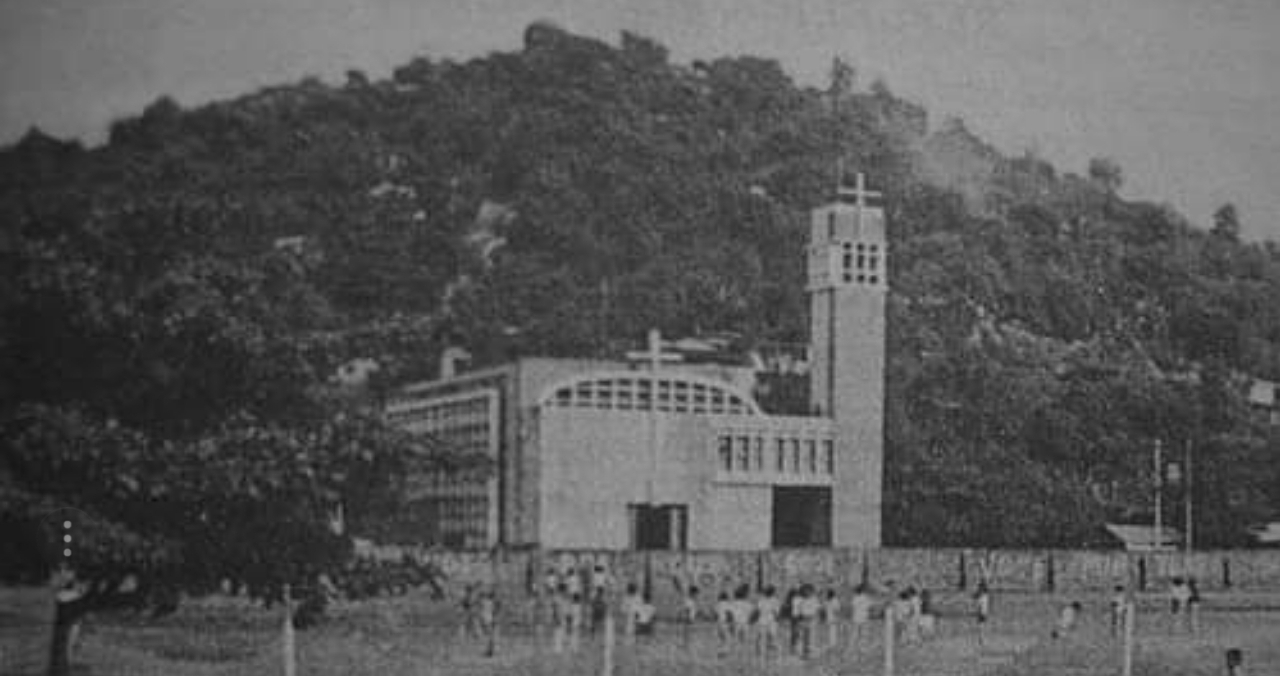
xmin=2 ymin=23 xmax=1278 ymax=547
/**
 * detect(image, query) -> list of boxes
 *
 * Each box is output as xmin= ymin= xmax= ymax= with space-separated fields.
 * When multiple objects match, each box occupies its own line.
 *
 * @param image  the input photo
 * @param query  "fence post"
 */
xmin=282 ymin=584 xmax=296 ymax=676
xmin=1121 ymin=601 xmax=1135 ymax=676
xmin=883 ymin=603 xmax=895 ymax=676
xmin=602 ymin=611 xmax=615 ymax=676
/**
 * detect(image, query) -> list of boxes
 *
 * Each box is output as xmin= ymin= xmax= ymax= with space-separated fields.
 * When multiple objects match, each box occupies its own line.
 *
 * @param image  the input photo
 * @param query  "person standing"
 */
xmin=821 ymin=588 xmax=842 ymax=652
xmin=1187 ymin=577 xmax=1202 ymax=634
xmin=973 ymin=581 xmax=992 ymax=647
xmin=478 ymin=589 xmax=498 ymax=657
xmin=1170 ymin=577 xmax=1192 ymax=632
xmin=621 ymin=583 xmax=643 ymax=642
xmin=1052 ymin=601 xmax=1081 ymax=639
xmin=850 ymin=583 xmax=874 ymax=650
xmin=755 ymin=586 xmax=781 ymax=659
xmin=715 ymin=590 xmax=734 ymax=657
xmin=1109 ymin=585 xmax=1128 ymax=637
xmin=680 ymin=585 xmax=700 ymax=649
xmin=794 ymin=584 xmax=820 ymax=659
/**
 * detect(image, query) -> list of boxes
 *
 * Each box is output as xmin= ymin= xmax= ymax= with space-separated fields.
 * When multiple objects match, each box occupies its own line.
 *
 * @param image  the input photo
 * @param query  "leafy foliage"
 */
xmin=2 ymin=23 xmax=1278 ymax=568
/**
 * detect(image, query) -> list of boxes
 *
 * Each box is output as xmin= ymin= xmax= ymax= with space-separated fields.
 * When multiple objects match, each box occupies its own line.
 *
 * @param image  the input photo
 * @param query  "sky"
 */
xmin=2 ymin=0 xmax=1279 ymax=241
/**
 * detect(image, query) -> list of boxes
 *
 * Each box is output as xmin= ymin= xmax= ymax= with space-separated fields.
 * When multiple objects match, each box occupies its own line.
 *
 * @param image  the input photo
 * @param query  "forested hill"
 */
xmin=3 ymin=22 xmax=1278 ymax=547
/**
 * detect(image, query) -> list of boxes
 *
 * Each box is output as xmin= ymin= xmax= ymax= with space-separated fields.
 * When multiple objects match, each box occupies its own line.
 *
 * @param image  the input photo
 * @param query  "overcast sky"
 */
xmin=2 ymin=0 xmax=1278 ymax=241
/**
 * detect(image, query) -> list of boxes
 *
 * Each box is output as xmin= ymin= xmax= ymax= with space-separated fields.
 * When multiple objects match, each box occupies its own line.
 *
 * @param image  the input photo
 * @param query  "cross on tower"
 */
xmin=836 ymin=172 xmax=881 ymax=209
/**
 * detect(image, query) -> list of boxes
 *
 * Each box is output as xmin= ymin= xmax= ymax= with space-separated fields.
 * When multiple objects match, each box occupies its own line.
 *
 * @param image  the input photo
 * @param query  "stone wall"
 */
xmin=357 ymin=544 xmax=1280 ymax=608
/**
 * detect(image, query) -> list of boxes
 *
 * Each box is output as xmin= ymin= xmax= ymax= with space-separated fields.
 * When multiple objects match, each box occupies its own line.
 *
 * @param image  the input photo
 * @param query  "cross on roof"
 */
xmin=836 ymin=172 xmax=881 ymax=209
xmin=624 ymin=328 xmax=684 ymax=369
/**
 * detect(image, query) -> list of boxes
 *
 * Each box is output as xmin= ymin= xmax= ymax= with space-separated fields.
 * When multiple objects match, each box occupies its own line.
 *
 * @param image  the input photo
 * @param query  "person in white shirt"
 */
xmin=754 ymin=586 xmax=781 ymax=658
xmin=590 ymin=564 xmax=612 ymax=597
xmin=821 ymin=588 xmax=842 ymax=652
xmin=1109 ymin=585 xmax=1128 ymax=637
xmin=730 ymin=584 xmax=754 ymax=647
xmin=1170 ymin=577 xmax=1192 ymax=632
xmin=621 ymin=583 xmax=643 ymax=642
xmin=793 ymin=584 xmax=820 ymax=659
xmin=1052 ymin=601 xmax=1081 ymax=639
xmin=973 ymin=581 xmax=992 ymax=646
xmin=849 ymin=583 xmax=874 ymax=649
xmin=636 ymin=595 xmax=657 ymax=636
xmin=715 ymin=591 xmax=734 ymax=656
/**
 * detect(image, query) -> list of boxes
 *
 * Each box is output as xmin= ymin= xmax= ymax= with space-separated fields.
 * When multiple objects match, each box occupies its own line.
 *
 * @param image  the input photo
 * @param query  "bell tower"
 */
xmin=807 ymin=172 xmax=886 ymax=547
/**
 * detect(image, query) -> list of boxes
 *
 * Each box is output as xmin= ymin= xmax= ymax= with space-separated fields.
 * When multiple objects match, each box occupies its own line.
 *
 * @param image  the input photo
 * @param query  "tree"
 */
xmin=1087 ymin=156 xmax=1123 ymax=194
xmin=0 ymin=190 xmax=484 ymax=675
xmin=1212 ymin=202 xmax=1240 ymax=241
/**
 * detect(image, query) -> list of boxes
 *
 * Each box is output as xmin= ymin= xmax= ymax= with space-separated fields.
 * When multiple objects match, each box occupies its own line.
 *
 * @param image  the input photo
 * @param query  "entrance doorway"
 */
xmin=628 ymin=504 xmax=688 ymax=550
xmin=772 ymin=487 xmax=832 ymax=547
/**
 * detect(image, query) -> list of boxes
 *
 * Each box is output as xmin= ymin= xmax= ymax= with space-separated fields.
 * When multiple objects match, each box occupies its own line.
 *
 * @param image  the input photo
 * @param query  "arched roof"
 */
xmin=537 ymin=370 xmax=763 ymax=417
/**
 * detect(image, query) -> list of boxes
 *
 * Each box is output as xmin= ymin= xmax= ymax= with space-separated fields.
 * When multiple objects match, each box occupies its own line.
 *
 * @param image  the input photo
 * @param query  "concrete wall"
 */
xmin=538 ymin=409 xmax=718 ymax=549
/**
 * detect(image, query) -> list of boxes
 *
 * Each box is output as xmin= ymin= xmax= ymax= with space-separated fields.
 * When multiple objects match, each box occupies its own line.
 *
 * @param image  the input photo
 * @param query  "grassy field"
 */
xmin=4 ymin=587 xmax=1280 ymax=675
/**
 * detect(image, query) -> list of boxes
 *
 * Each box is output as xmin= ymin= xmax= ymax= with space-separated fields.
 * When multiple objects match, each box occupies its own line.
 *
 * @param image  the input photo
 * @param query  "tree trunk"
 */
xmin=47 ymin=600 xmax=78 ymax=676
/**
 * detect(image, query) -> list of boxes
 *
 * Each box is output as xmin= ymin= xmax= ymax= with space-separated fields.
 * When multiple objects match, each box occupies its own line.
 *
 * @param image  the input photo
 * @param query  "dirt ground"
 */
xmin=4 ymin=586 xmax=1280 ymax=675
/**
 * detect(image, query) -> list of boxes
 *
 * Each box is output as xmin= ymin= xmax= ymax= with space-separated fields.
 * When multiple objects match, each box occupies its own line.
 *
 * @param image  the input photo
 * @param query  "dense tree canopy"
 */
xmin=2 ymin=23 xmax=1278 ymax=592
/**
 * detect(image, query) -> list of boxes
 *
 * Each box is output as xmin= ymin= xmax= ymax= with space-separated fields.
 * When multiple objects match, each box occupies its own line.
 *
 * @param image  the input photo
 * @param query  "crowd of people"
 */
xmin=450 ymin=563 xmax=1214 ymax=659
xmin=451 ymin=562 xmax=976 ymax=660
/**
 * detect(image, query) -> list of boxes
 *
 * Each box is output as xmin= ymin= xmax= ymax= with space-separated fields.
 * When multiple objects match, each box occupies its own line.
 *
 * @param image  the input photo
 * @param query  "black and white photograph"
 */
xmin=2 ymin=1 xmax=1279 ymax=674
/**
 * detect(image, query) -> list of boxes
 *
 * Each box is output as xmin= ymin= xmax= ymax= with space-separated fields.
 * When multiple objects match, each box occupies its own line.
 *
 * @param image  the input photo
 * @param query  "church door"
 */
xmin=772 ymin=487 xmax=832 ymax=547
xmin=628 ymin=504 xmax=688 ymax=550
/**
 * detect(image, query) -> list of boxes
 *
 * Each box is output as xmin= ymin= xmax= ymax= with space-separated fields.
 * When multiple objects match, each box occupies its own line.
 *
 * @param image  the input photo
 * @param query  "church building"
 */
xmin=385 ymin=177 xmax=887 ymax=550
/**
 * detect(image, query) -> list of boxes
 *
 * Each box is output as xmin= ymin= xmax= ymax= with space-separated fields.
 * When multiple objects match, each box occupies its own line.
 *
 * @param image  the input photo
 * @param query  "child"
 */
xmin=821 ymin=588 xmax=842 ymax=652
xmin=850 ymin=583 xmax=874 ymax=649
xmin=1052 ymin=601 xmax=1081 ymax=639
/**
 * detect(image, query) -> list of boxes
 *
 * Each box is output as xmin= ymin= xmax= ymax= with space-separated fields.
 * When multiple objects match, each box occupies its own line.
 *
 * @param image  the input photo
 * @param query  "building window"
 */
xmin=719 ymin=436 xmax=733 ymax=472
xmin=823 ymin=440 xmax=834 ymax=474
xmin=754 ymin=436 xmax=765 ymax=471
xmin=806 ymin=439 xmax=818 ymax=473
xmin=790 ymin=439 xmax=802 ymax=473
xmin=776 ymin=439 xmax=787 ymax=472
xmin=736 ymin=436 xmax=751 ymax=472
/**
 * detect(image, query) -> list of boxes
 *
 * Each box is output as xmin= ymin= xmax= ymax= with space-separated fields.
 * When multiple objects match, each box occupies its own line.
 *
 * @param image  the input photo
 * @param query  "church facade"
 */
xmin=386 ymin=180 xmax=887 ymax=550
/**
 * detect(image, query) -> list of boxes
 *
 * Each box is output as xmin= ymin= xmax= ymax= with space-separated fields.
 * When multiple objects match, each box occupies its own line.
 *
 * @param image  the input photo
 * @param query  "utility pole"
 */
xmin=1184 ymin=438 xmax=1193 ymax=553
xmin=1153 ymin=439 xmax=1163 ymax=550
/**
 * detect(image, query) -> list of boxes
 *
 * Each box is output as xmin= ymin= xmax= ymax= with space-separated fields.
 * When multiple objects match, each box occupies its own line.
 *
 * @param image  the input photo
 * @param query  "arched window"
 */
xmin=539 ymin=371 xmax=763 ymax=416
